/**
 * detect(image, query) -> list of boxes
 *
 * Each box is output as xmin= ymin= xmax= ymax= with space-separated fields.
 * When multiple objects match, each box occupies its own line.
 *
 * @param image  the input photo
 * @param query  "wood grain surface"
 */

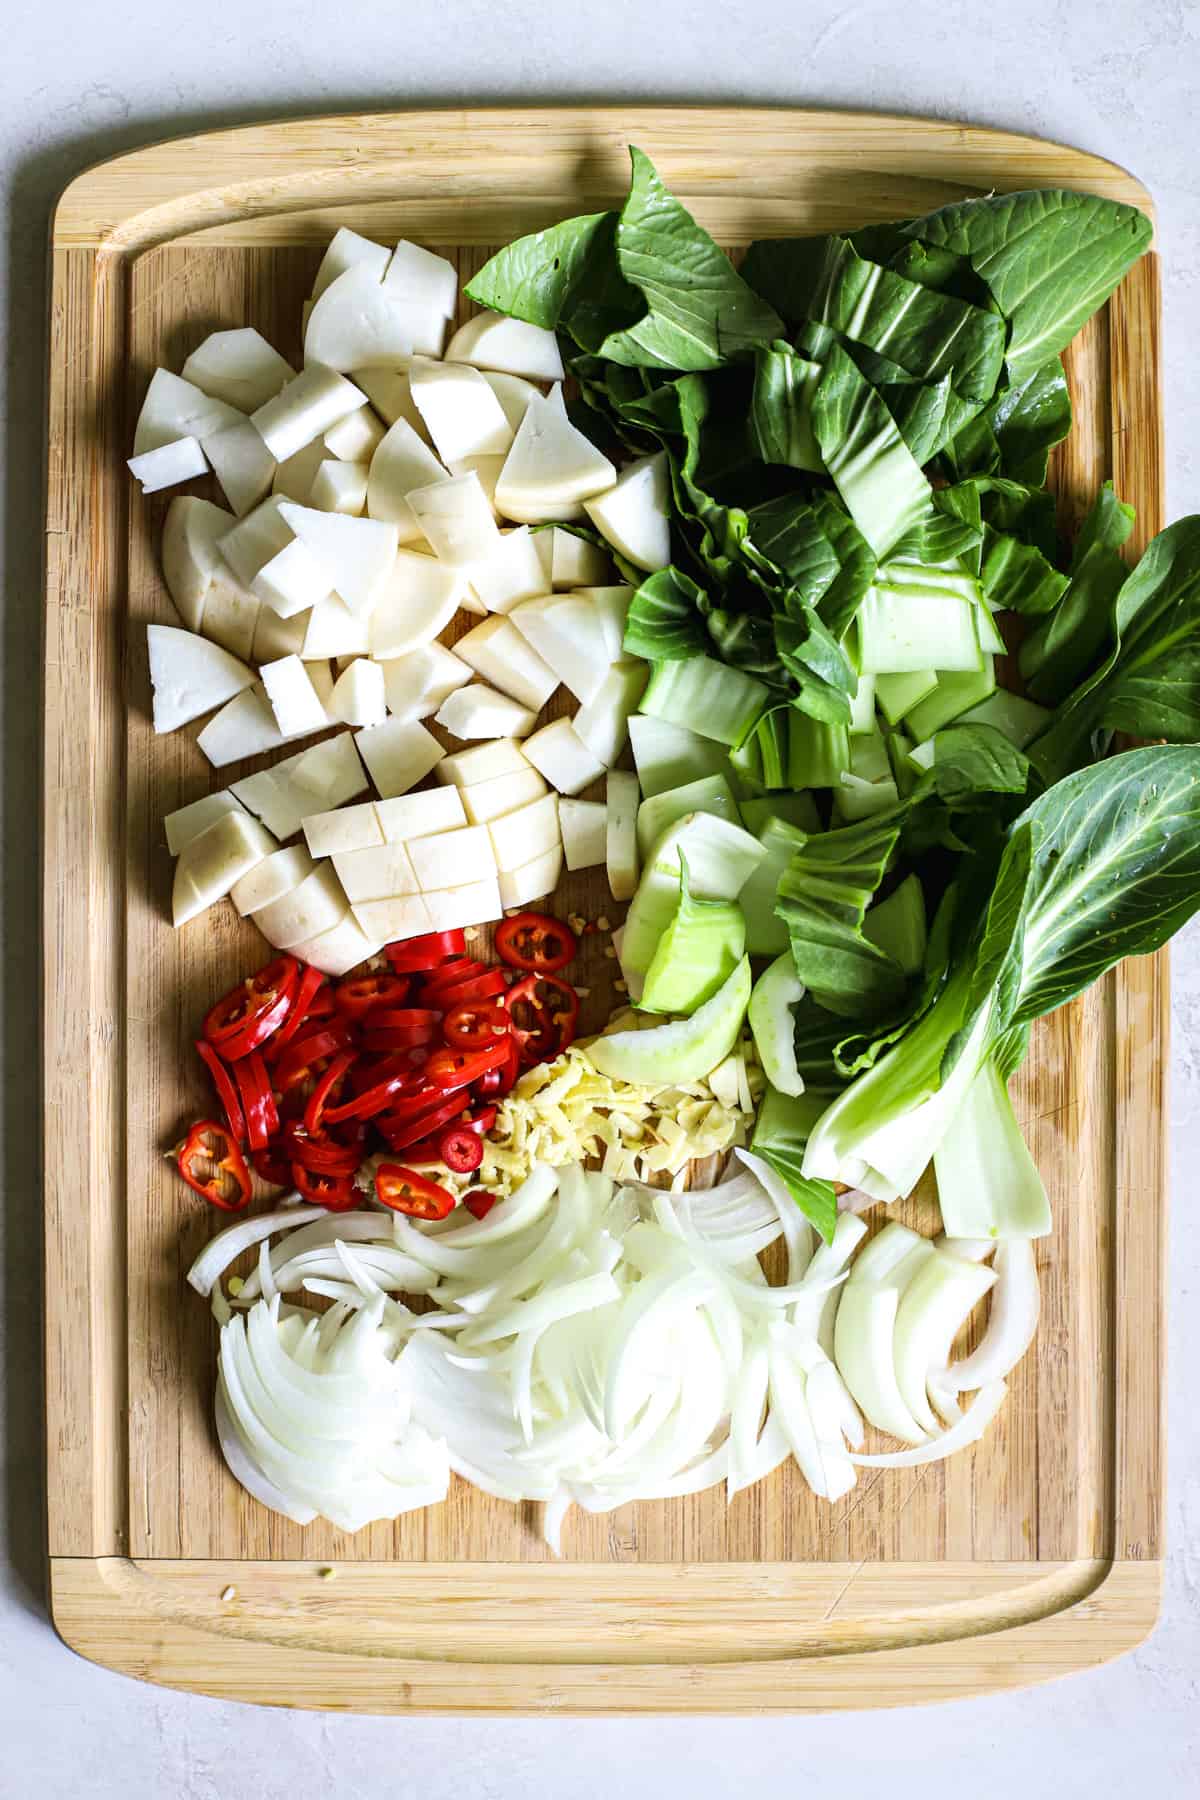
xmin=43 ymin=106 xmax=1164 ymax=1710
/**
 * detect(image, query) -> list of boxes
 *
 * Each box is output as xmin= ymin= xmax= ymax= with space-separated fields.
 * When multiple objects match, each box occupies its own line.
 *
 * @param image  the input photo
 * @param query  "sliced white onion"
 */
xmin=942 ymin=1239 xmax=1040 ymax=1391
xmin=849 ymin=1381 xmax=1008 ymax=1466
xmin=892 ymin=1250 xmax=996 ymax=1436
xmin=735 ymin=1148 xmax=814 ymax=1280
xmin=214 ymin=1376 xmax=317 ymax=1525
xmin=187 ymin=1203 xmax=325 ymax=1295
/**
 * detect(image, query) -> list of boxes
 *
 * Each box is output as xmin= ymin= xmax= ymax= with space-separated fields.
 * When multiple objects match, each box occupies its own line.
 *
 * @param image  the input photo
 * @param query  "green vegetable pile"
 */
xmin=471 ymin=150 xmax=1200 ymax=1244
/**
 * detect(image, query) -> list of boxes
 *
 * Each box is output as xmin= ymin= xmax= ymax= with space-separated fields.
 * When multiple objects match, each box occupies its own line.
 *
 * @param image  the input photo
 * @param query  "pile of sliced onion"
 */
xmin=189 ymin=1162 xmax=1039 ymax=1550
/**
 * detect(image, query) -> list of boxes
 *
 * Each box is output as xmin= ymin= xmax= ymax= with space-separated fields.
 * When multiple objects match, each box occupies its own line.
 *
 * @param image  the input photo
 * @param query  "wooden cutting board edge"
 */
xmin=42 ymin=105 xmax=1166 ymax=1712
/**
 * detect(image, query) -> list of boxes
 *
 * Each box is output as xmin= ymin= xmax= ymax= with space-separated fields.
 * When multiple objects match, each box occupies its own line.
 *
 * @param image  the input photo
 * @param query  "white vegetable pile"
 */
xmin=134 ymin=226 xmax=668 ymax=969
xmin=190 ymin=1156 xmax=1040 ymax=1547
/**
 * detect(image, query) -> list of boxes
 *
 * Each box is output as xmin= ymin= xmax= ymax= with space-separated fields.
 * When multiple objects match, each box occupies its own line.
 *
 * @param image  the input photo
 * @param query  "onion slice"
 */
xmin=849 ymin=1381 xmax=1008 ymax=1466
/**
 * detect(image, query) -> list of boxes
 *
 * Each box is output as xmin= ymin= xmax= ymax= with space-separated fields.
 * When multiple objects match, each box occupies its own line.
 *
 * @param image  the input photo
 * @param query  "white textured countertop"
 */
xmin=3 ymin=1 xmax=1198 ymax=1788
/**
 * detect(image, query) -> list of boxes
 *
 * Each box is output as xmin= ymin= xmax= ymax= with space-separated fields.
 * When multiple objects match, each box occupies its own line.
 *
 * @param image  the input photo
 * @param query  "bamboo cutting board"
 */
xmin=43 ymin=107 xmax=1166 ymax=1712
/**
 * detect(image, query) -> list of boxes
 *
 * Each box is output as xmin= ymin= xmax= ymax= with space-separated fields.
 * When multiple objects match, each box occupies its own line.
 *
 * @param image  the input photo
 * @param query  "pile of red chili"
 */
xmin=174 ymin=912 xmax=581 ymax=1223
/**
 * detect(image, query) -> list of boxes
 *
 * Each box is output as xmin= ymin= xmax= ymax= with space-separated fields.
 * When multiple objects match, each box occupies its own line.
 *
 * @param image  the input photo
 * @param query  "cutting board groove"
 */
xmin=43 ymin=106 xmax=1164 ymax=1710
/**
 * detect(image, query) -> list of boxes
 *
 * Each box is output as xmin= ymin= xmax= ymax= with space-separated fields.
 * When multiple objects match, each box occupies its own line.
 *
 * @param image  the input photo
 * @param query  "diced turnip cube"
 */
xmin=147 ymin=623 xmax=254 ymax=733
xmin=161 ymin=496 xmax=235 ymax=632
xmin=407 ymin=824 xmax=496 ymax=891
xmin=375 ymin=785 xmax=467 ymax=842
xmin=558 ymin=798 xmax=606 ymax=871
xmin=195 ymin=685 xmax=289 ymax=766
xmin=230 ymin=757 xmax=310 ymax=840
xmin=422 ymin=878 xmax=504 ymax=931
xmin=572 ymin=586 xmax=635 ymax=660
xmin=260 ymin=654 xmax=331 ymax=738
xmin=254 ymin=863 xmax=349 ymax=949
xmin=230 ymin=844 xmax=316 ymax=916
xmin=583 ymin=451 xmax=671 ymax=572
xmin=488 ymin=792 xmax=560 ymax=873
xmin=355 ymin=717 xmax=445 ymax=797
xmin=521 ymin=716 xmax=606 ymax=796
xmin=454 ymin=614 xmax=559 ymax=713
xmin=571 ymin=659 xmax=648 ymax=767
xmin=181 ymin=328 xmax=295 ymax=414
xmin=368 ymin=549 xmax=464 ymax=658
xmin=218 ymin=495 xmax=294 ymax=586
xmin=379 ymin=641 xmax=471 ymax=721
xmin=302 ymin=800 xmax=383 ymax=858
xmin=445 ymin=311 xmax=564 ymax=382
xmin=353 ymin=367 xmax=430 ymax=442
xmin=508 ymin=594 xmax=613 ymax=706
xmin=276 ymin=501 xmax=399 ymax=617
xmin=606 ymin=769 xmax=640 ymax=902
xmin=128 ymin=436 xmax=209 ymax=495
xmin=310 ymin=459 xmax=368 ymax=516
xmin=204 ymin=418 xmax=277 ymax=517
xmin=289 ymin=911 xmax=384 ymax=978
xmin=408 ymin=357 xmax=513 ymax=464
xmin=132 ymin=368 xmax=241 ymax=456
xmin=312 ymin=228 xmax=390 ymax=301
xmin=436 ymin=737 xmax=530 ymax=787
xmin=550 ymin=527 xmax=610 ymax=589
xmin=498 ymin=846 xmax=563 ymax=910
xmin=406 ymin=472 xmax=501 ymax=564
xmin=480 ymin=370 xmax=541 ymax=434
xmin=330 ymin=657 xmax=386 ymax=728
xmin=272 ymin=438 xmax=328 ymax=505
xmin=289 ymin=730 xmax=368 ymax=806
xmin=382 ymin=241 xmax=458 ymax=318
xmin=198 ymin=570 xmax=260 ymax=661
xmin=323 ymin=406 xmax=386 ymax=463
xmin=459 ymin=765 xmax=547 ymax=825
xmin=172 ymin=811 xmax=277 ymax=927
xmin=332 ymin=841 xmax=419 ymax=903
xmin=254 ymin=606 xmax=309 ymax=662
xmin=434 ymin=684 xmax=537 ymax=740
xmin=350 ymin=893 xmax=432 ymax=944
xmin=251 ymin=537 xmax=333 ymax=618
xmin=495 ymin=390 xmax=616 ymax=523
xmin=305 ymin=265 xmax=443 ymax=371
xmin=467 ymin=525 xmax=546 ymax=614
xmin=366 ymin=416 xmax=449 ymax=544
xmin=163 ymin=790 xmax=248 ymax=857
xmin=302 ymin=594 xmax=371 ymax=659
xmin=252 ymin=365 xmax=366 ymax=463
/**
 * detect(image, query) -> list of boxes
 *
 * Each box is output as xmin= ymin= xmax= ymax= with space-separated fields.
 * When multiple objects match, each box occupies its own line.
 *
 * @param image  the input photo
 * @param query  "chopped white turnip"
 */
xmin=218 ymin=495 xmax=295 ymax=587
xmin=289 ymin=730 xmax=369 ymax=806
xmin=195 ymin=685 xmax=289 ymax=766
xmin=276 ymin=502 xmax=399 ymax=617
xmin=251 ymin=538 xmax=333 ymax=619
xmin=508 ymin=593 xmax=613 ymax=706
xmin=251 ymin=365 xmax=366 ymax=462
xmin=305 ymin=265 xmax=444 ymax=370
xmin=127 ymin=437 xmax=208 ymax=495
xmin=204 ymin=418 xmax=277 ymax=516
xmin=550 ymin=526 xmax=611 ymax=589
xmin=181 ymin=329 xmax=295 ymax=414
xmin=407 ymin=825 xmax=497 ymax=891
xmin=480 ymin=370 xmax=541 ymax=433
xmin=311 ymin=227 xmax=390 ymax=301
xmin=330 ymin=657 xmax=387 ymax=728
xmin=374 ymin=785 xmax=467 ymax=842
xmin=558 ymin=798 xmax=607 ymax=871
xmin=147 ymin=623 xmax=255 ymax=733
xmin=605 ymin=769 xmax=641 ymax=902
xmin=301 ymin=801 xmax=384 ymax=858
xmin=173 ymin=812 xmax=277 ymax=927
xmin=369 ymin=551 xmax=465 ymax=659
xmin=571 ymin=659 xmax=648 ymax=767
xmin=494 ymin=389 xmax=616 ymax=522
xmin=382 ymin=241 xmax=458 ymax=319
xmin=355 ymin=717 xmax=445 ymax=797
xmin=583 ymin=451 xmax=671 ymax=571
xmin=497 ymin=845 xmax=563 ymax=910
xmin=163 ymin=790 xmax=248 ymax=857
xmin=351 ymin=893 xmax=432 ymax=943
xmin=378 ymin=641 xmax=471 ymax=721
xmin=436 ymin=736 xmax=530 ymax=788
xmin=459 ymin=765 xmax=547 ymax=825
xmin=487 ymin=792 xmax=560 ymax=873
xmin=434 ymin=684 xmax=537 ymax=740
xmin=422 ymin=878 xmax=504 ymax=931
xmin=520 ymin=716 xmax=606 ymax=796
xmin=453 ymin=614 xmax=559 ymax=712
xmin=366 ymin=417 xmax=449 ymax=543
xmin=253 ymin=606 xmax=309 ymax=663
xmin=323 ymin=405 xmax=386 ymax=464
xmin=408 ymin=357 xmax=513 ymax=464
xmin=253 ymin=864 xmax=349 ymax=950
xmin=289 ymin=911 xmax=385 ymax=977
xmin=406 ymin=472 xmax=501 ymax=563
xmin=310 ymin=459 xmax=368 ymax=516
xmin=272 ymin=438 xmax=329 ymax=505
xmin=466 ymin=526 xmax=547 ymax=614
xmin=445 ymin=311 xmax=565 ymax=382
xmin=230 ymin=845 xmax=316 ymax=917
xmin=200 ymin=571 xmax=261 ymax=661
xmin=161 ymin=496 xmax=235 ymax=632
xmin=133 ymin=368 xmax=242 ymax=455
xmin=302 ymin=594 xmax=371 ymax=659
xmin=331 ymin=841 xmax=419 ymax=903
xmin=260 ymin=654 xmax=332 ymax=738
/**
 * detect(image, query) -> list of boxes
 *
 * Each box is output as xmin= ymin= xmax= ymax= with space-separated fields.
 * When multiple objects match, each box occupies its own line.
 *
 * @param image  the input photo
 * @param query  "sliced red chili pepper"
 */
xmin=419 ymin=965 xmax=507 ymax=1009
xmin=385 ymin=929 xmax=466 ymax=973
xmin=503 ymin=973 xmax=579 ymax=1061
xmin=282 ymin=1120 xmax=364 ymax=1176
xmin=175 ymin=1120 xmax=252 ymax=1211
xmin=325 ymin=1059 xmax=422 ymax=1123
xmin=475 ymin=1035 xmax=520 ymax=1098
xmin=377 ymin=1091 xmax=470 ymax=1149
xmin=425 ymin=1040 xmax=511 ymax=1095
xmin=495 ymin=911 xmax=577 ymax=974
xmin=463 ymin=1189 xmax=497 ymax=1220
xmin=333 ymin=971 xmax=411 ymax=1022
xmin=251 ymin=1143 xmax=290 ymax=1187
xmin=266 ymin=967 xmax=332 ymax=1061
xmin=437 ymin=1124 xmax=483 ymax=1173
xmin=202 ymin=955 xmax=300 ymax=1060
xmin=303 ymin=1048 xmax=358 ymax=1136
xmin=291 ymin=1163 xmax=357 ymax=1210
xmin=463 ymin=1104 xmax=498 ymax=1135
xmin=195 ymin=1038 xmax=246 ymax=1143
xmin=375 ymin=1163 xmax=455 ymax=1219
xmin=272 ymin=1023 xmax=354 ymax=1096
xmin=232 ymin=1052 xmax=279 ymax=1152
xmin=442 ymin=999 xmax=509 ymax=1052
